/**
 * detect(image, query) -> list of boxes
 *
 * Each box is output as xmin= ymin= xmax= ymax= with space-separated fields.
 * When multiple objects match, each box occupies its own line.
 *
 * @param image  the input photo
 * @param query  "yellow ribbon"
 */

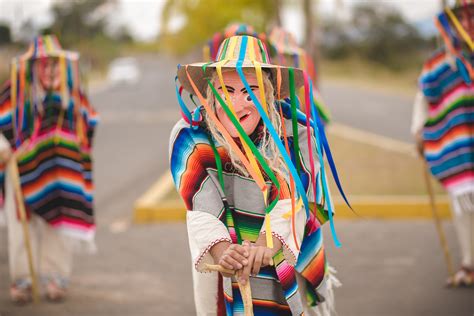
xmin=446 ymin=6 xmax=474 ymax=51
xmin=227 ymin=37 xmax=238 ymax=60
xmin=282 ymin=198 xmax=303 ymax=219
xmin=59 ymin=56 xmax=68 ymax=108
xmin=203 ymin=45 xmax=210 ymax=61
xmin=11 ymin=59 xmax=17 ymax=139
xmin=44 ymin=36 xmax=54 ymax=53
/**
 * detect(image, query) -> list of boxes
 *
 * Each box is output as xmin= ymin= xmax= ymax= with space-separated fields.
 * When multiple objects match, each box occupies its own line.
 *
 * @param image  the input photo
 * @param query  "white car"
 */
xmin=107 ymin=57 xmax=140 ymax=85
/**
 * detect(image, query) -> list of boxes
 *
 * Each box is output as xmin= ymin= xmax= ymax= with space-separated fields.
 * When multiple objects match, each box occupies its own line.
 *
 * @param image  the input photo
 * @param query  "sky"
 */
xmin=0 ymin=0 xmax=443 ymax=42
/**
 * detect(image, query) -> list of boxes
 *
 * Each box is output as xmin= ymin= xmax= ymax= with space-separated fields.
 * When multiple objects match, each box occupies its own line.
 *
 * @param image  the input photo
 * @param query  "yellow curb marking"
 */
xmin=133 ymin=172 xmax=452 ymax=223
xmin=135 ymin=171 xmax=174 ymax=206
xmin=134 ymin=125 xmax=451 ymax=223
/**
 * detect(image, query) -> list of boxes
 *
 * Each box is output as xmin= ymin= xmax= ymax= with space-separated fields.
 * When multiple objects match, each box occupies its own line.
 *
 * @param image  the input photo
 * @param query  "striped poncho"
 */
xmin=419 ymin=50 xmax=474 ymax=196
xmin=170 ymin=102 xmax=332 ymax=315
xmin=0 ymin=80 xmax=98 ymax=244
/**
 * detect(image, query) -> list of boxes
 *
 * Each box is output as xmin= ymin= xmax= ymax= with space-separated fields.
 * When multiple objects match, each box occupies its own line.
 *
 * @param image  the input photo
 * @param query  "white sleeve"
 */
xmin=0 ymin=133 xmax=11 ymax=152
xmin=260 ymin=199 xmax=307 ymax=266
xmin=411 ymin=91 xmax=428 ymax=136
xmin=187 ymin=210 xmax=232 ymax=272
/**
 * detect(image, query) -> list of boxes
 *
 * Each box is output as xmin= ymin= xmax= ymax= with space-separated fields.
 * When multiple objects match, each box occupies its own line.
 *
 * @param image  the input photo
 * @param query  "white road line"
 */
xmin=328 ymin=122 xmax=416 ymax=156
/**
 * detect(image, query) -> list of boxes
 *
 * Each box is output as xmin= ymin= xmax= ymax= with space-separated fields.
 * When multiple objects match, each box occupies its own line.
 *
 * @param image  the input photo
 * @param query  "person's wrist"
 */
xmin=0 ymin=150 xmax=11 ymax=163
xmin=210 ymin=241 xmax=231 ymax=263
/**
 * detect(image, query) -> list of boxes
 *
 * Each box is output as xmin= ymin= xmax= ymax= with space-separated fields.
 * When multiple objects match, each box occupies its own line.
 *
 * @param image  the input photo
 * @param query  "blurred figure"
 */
xmin=203 ymin=23 xmax=260 ymax=61
xmin=412 ymin=3 xmax=474 ymax=287
xmin=266 ymin=26 xmax=331 ymax=125
xmin=0 ymin=35 xmax=99 ymax=303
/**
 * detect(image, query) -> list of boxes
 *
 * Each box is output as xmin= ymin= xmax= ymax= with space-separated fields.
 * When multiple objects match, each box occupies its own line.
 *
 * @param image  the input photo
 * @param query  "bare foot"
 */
xmin=446 ymin=267 xmax=474 ymax=287
xmin=45 ymin=281 xmax=67 ymax=302
xmin=10 ymin=284 xmax=32 ymax=305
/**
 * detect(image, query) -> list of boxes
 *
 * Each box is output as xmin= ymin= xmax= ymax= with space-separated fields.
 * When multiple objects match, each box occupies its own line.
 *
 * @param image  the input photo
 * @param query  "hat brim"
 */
xmin=177 ymin=61 xmax=304 ymax=99
xmin=16 ymin=50 xmax=80 ymax=62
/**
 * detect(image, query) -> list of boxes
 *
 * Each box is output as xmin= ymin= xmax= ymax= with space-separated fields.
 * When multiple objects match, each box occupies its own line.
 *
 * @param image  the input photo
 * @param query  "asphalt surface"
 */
xmin=320 ymin=81 xmax=415 ymax=143
xmin=0 ymin=56 xmax=472 ymax=315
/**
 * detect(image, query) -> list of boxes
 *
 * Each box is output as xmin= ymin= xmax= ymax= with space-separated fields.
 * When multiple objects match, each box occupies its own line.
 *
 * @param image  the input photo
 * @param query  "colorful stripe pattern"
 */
xmin=215 ymin=35 xmax=270 ymax=65
xmin=419 ymin=49 xmax=474 ymax=194
xmin=10 ymin=35 xmax=83 ymax=149
xmin=170 ymin=104 xmax=328 ymax=315
xmin=205 ymin=24 xmax=259 ymax=62
xmin=0 ymin=80 xmax=98 ymax=242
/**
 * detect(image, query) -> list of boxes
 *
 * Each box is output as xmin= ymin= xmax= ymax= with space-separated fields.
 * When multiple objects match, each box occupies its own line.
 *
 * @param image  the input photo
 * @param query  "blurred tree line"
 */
xmin=160 ymin=0 xmax=279 ymax=54
xmin=159 ymin=0 xmax=437 ymax=72
xmin=321 ymin=4 xmax=436 ymax=70
xmin=0 ymin=24 xmax=12 ymax=45
xmin=41 ymin=0 xmax=134 ymax=71
xmin=0 ymin=0 xmax=135 ymax=82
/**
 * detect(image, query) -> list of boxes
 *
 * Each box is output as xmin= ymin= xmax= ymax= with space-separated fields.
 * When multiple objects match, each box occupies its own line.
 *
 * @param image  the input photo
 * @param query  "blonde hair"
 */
xmin=204 ymin=69 xmax=288 ymax=180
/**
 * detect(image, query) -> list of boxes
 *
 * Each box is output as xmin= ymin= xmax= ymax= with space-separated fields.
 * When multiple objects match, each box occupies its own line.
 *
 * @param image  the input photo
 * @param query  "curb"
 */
xmin=133 ymin=173 xmax=452 ymax=223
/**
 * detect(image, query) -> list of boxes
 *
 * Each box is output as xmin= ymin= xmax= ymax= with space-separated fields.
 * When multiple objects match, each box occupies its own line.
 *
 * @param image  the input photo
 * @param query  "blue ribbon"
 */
xmin=310 ymin=79 xmax=352 ymax=211
xmin=174 ymin=74 xmax=192 ymax=123
xmin=192 ymin=106 xmax=202 ymax=130
xmin=307 ymin=80 xmax=340 ymax=247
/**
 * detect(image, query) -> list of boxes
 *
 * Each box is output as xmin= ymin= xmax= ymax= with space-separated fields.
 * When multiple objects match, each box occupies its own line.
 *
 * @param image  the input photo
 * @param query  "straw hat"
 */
xmin=267 ymin=26 xmax=304 ymax=56
xmin=178 ymin=35 xmax=304 ymax=98
xmin=223 ymin=23 xmax=257 ymax=38
xmin=14 ymin=35 xmax=79 ymax=63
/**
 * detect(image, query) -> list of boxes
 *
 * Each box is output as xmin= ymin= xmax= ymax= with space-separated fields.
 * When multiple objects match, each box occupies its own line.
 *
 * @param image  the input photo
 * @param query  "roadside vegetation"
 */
xmin=1 ymin=1 xmax=438 ymax=92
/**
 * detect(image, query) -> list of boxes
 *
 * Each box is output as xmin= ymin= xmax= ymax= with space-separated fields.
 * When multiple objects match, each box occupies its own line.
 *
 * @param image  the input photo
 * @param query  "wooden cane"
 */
xmin=204 ymin=264 xmax=254 ymax=316
xmin=422 ymin=162 xmax=455 ymax=279
xmin=8 ymin=157 xmax=40 ymax=303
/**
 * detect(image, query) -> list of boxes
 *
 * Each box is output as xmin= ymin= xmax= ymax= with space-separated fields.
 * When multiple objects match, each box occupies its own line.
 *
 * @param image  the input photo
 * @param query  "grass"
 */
xmin=319 ymin=57 xmax=420 ymax=96
xmin=162 ymin=129 xmax=445 ymax=204
xmin=325 ymin=132 xmax=444 ymax=197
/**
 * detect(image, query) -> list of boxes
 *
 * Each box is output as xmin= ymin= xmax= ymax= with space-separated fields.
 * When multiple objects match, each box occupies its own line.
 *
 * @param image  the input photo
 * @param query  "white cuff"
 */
xmin=187 ymin=211 xmax=232 ymax=272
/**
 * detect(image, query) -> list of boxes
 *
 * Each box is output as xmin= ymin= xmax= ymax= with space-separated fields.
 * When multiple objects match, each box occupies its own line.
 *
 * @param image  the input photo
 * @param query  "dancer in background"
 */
xmin=412 ymin=3 xmax=474 ymax=287
xmin=0 ymin=35 xmax=99 ymax=303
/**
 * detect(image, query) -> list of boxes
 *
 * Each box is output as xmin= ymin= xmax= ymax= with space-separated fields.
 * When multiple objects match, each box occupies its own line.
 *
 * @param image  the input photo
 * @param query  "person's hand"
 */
xmin=0 ymin=148 xmax=11 ymax=164
xmin=238 ymin=240 xmax=274 ymax=285
xmin=217 ymin=243 xmax=249 ymax=277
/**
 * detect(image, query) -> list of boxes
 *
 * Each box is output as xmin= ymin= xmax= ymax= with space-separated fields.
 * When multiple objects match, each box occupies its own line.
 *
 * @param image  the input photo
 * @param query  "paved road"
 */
xmin=321 ymin=81 xmax=415 ymax=143
xmin=0 ymin=56 xmax=472 ymax=315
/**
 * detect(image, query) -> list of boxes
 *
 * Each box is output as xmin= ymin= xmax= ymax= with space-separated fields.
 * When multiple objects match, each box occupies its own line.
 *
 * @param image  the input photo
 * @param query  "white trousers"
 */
xmin=4 ymin=159 xmax=73 ymax=287
xmin=450 ymin=192 xmax=474 ymax=268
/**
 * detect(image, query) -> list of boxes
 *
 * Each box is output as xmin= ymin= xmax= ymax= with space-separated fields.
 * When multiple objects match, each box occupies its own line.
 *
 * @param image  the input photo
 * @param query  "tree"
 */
xmin=114 ymin=26 xmax=134 ymax=43
xmin=0 ymin=24 xmax=12 ymax=46
xmin=351 ymin=4 xmax=426 ymax=68
xmin=160 ymin=0 xmax=279 ymax=54
xmin=44 ymin=0 xmax=116 ymax=47
xmin=320 ymin=3 xmax=432 ymax=70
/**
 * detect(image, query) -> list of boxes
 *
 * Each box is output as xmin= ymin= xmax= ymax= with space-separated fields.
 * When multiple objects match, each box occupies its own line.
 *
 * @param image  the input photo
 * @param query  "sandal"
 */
xmin=10 ymin=283 xmax=32 ymax=305
xmin=446 ymin=266 xmax=474 ymax=287
xmin=45 ymin=280 xmax=67 ymax=302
